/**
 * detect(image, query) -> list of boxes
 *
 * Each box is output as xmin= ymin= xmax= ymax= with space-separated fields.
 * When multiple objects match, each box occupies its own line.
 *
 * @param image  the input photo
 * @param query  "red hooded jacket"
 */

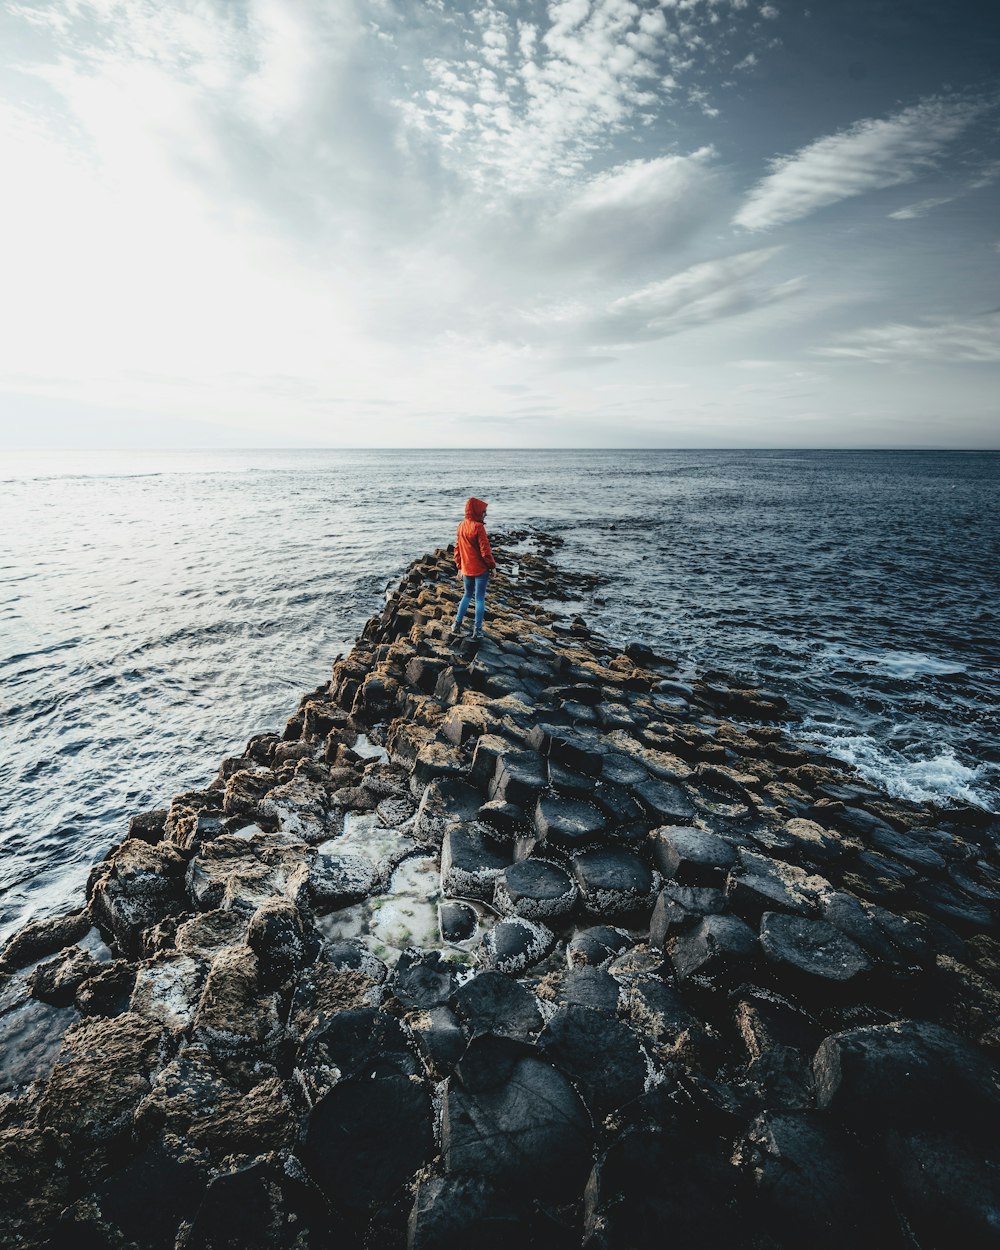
xmin=455 ymin=497 xmax=496 ymax=577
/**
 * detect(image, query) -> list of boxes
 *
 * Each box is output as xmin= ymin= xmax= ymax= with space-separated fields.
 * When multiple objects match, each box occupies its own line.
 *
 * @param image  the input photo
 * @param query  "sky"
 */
xmin=0 ymin=0 xmax=997 ymax=449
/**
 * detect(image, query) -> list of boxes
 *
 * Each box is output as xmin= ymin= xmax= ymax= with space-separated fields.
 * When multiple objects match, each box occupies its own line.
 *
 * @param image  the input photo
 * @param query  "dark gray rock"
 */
xmin=633 ymin=778 xmax=696 ymax=823
xmin=476 ymin=798 xmax=530 ymax=840
xmin=760 ymin=913 xmax=872 ymax=984
xmin=409 ymin=1005 xmax=466 ymax=1076
xmin=735 ymin=1111 xmax=901 ymax=1250
xmin=407 ymin=1175 xmax=527 ymax=1250
xmin=494 ymin=858 xmax=578 ymax=920
xmin=478 ymin=917 xmax=555 ymax=974
xmin=624 ymin=977 xmax=709 ymax=1058
xmin=591 ymin=782 xmax=646 ymax=829
xmin=726 ymin=869 xmax=817 ymax=923
xmin=309 ymin=852 xmax=380 ymax=912
xmin=391 ymin=949 xmax=459 ymax=1008
xmin=571 ymin=847 xmax=655 ymax=920
xmin=881 ymin=1128 xmax=1000 ymax=1250
xmin=561 ymin=967 xmax=622 ymax=1014
xmin=567 ymin=926 xmax=635 ymax=968
xmin=584 ymin=1128 xmax=745 ymax=1250
xmin=489 ymin=750 xmax=548 ymax=806
xmin=303 ymin=1073 xmax=434 ymax=1212
xmin=441 ymin=824 xmax=510 ymax=900
xmin=298 ymin=1007 xmax=419 ymax=1082
xmin=600 ymin=753 xmax=651 ymax=788
xmin=27 ymin=947 xmax=97 ymax=1007
xmin=414 ymin=778 xmax=483 ymax=846
xmin=179 ymin=1157 xmax=336 ymax=1250
xmin=651 ymin=826 xmax=737 ymax=885
xmin=90 ymin=840 xmax=188 ymax=955
xmin=910 ymin=879 xmax=996 ymax=933
xmin=439 ymin=900 xmax=478 ymax=944
xmin=819 ymin=891 xmax=907 ymax=964
xmin=670 ymin=914 xmax=758 ymax=981
xmin=452 ymin=970 xmax=544 ymax=1042
xmin=247 ymin=898 xmax=309 ymax=989
xmin=813 ymin=1019 xmax=1000 ymax=1143
xmin=548 ymin=758 xmax=598 ymax=796
xmin=442 ymin=1049 xmax=592 ymax=1201
xmin=649 ymin=882 xmax=726 ymax=948
xmin=538 ymin=1003 xmax=649 ymax=1120
xmin=527 ymin=724 xmax=604 ymax=776
xmin=533 ymin=793 xmax=606 ymax=847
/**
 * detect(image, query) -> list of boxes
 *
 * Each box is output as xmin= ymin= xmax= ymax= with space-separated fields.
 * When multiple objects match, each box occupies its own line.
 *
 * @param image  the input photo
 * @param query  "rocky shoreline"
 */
xmin=1 ymin=532 xmax=998 ymax=1248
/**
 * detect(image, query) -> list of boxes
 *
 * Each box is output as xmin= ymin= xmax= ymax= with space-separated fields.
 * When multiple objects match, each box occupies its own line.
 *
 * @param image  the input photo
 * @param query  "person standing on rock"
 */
xmin=452 ymin=496 xmax=496 ymax=640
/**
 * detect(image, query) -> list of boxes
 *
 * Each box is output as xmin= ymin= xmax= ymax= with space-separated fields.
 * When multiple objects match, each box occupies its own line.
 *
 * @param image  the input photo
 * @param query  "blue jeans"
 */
xmin=455 ymin=571 xmax=489 ymax=633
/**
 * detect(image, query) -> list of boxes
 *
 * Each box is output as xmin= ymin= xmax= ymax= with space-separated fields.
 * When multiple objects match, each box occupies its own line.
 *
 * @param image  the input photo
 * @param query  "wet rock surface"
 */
xmin=1 ymin=534 xmax=998 ymax=1248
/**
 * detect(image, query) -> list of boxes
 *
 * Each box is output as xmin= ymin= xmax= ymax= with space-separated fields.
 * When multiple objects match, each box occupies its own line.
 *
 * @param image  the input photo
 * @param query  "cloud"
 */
xmin=817 ymin=312 xmax=1000 ymax=364
xmin=512 ymin=247 xmax=803 ymax=348
xmin=887 ymin=196 xmax=957 ymax=220
xmin=734 ymin=97 xmax=981 ymax=230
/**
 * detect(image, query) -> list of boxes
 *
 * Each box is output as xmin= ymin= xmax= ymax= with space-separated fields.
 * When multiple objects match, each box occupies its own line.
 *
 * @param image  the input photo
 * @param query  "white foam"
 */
xmin=801 ymin=726 xmax=994 ymax=809
xmin=816 ymin=645 xmax=967 ymax=680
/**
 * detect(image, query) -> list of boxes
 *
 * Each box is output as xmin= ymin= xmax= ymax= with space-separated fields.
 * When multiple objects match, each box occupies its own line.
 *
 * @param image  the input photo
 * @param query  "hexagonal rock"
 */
xmin=651 ymin=826 xmax=737 ymax=885
xmin=298 ymin=1007 xmax=419 ymax=1083
xmin=477 ymin=917 xmax=555 ymax=974
xmin=533 ymin=793 xmax=606 ymax=847
xmin=489 ymin=750 xmax=548 ymax=807
xmin=414 ymin=778 xmax=483 ymax=847
xmin=632 ymin=777 xmax=696 ymax=824
xmin=309 ymin=852 xmax=380 ymax=913
xmin=410 ymin=742 xmax=466 ymax=795
xmin=538 ymin=1003 xmax=649 ymax=1120
xmin=561 ymin=967 xmax=621 ymax=1014
xmin=192 ymin=946 xmax=283 ymax=1061
xmin=186 ymin=834 xmax=310 ymax=916
xmin=476 ymin=798 xmax=530 ymax=842
xmin=451 ymin=970 xmax=545 ymax=1042
xmin=439 ymin=900 xmax=478 ymax=944
xmin=469 ymin=735 xmax=515 ymax=789
xmin=813 ymin=1020 xmax=1000 ymax=1142
xmin=494 ymin=858 xmax=578 ymax=921
xmin=571 ymin=847 xmax=655 ymax=920
xmin=527 ymin=724 xmax=604 ymax=777
xmin=407 ymin=1175 xmax=527 ymax=1249
xmin=735 ymin=1111 xmax=898 ymax=1250
xmin=567 ymin=926 xmax=635 ymax=968
xmin=759 ymin=913 xmax=872 ymax=984
xmin=441 ymin=824 xmax=511 ymax=901
xmin=89 ymin=839 xmax=188 ymax=955
xmin=670 ymin=914 xmax=758 ymax=982
xmin=303 ymin=1074 xmax=434 ymax=1212
xmin=649 ymin=882 xmax=727 ymax=948
xmin=390 ymin=948 xmax=458 ymax=1009
xmin=442 ymin=1048 xmax=592 ymax=1201
xmin=727 ymin=869 xmax=818 ymax=923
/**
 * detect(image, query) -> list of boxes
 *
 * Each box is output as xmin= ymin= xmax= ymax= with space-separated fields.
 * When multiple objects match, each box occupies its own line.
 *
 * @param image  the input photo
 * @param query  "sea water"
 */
xmin=1 ymin=448 xmax=997 ymax=942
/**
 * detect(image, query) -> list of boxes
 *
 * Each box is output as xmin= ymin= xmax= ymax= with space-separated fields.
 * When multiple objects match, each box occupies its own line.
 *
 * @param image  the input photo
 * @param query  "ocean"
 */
xmin=1 ymin=448 xmax=997 ymax=943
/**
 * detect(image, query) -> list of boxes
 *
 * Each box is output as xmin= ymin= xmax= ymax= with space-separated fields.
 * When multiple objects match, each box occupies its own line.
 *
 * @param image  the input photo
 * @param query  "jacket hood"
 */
xmin=464 ymin=497 xmax=488 ymax=522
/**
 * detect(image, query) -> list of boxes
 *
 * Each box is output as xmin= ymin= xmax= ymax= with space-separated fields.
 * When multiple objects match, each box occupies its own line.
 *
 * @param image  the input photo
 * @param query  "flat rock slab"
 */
xmin=760 ymin=913 xmax=872 ymax=983
xmin=567 ymin=926 xmax=635 ymax=968
xmin=478 ymin=918 xmax=555 ymax=975
xmin=452 ymin=970 xmax=544 ymax=1042
xmin=442 ymin=1052 xmax=592 ymax=1201
xmin=538 ymin=1003 xmax=649 ymax=1120
xmin=814 ymin=1020 xmax=1000 ymax=1142
xmin=652 ymin=826 xmax=737 ymax=884
xmin=494 ymin=858 xmax=578 ymax=920
xmin=632 ymin=778 xmax=696 ymax=824
xmin=303 ymin=1073 xmax=434 ymax=1212
xmin=391 ymin=949 xmax=459 ymax=1008
xmin=533 ymin=793 xmax=606 ymax=847
xmin=309 ymin=853 xmax=380 ymax=913
xmin=441 ymin=824 xmax=511 ymax=900
xmin=670 ymin=914 xmax=758 ymax=982
xmin=571 ymin=847 xmax=655 ymax=920
xmin=560 ymin=967 xmax=622 ymax=1014
xmin=489 ymin=751 xmax=548 ymax=807
xmin=649 ymin=882 xmax=727 ymax=948
xmin=439 ymin=900 xmax=478 ymax=944
xmin=408 ymin=1175 xmax=528 ymax=1249
xmin=298 ymin=1007 xmax=418 ymax=1082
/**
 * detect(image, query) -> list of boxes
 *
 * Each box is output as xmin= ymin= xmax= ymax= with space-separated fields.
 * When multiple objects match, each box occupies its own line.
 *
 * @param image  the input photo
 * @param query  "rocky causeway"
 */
xmin=1 ymin=532 xmax=998 ymax=1248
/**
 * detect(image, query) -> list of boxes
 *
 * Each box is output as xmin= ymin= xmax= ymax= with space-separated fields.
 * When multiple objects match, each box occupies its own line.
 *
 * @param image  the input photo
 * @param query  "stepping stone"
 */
xmin=390 ymin=949 xmax=458 ymax=1009
xmin=439 ymin=900 xmax=478 ymax=944
xmin=494 ymin=858 xmax=577 ymax=921
xmin=547 ymin=758 xmax=597 ymax=797
xmin=442 ymin=1043 xmax=592 ymax=1201
xmin=759 ymin=913 xmax=872 ymax=984
xmin=538 ymin=1003 xmax=648 ymax=1119
xmin=726 ymin=869 xmax=816 ymax=923
xmin=633 ymin=778 xmax=696 ymax=823
xmin=527 ymin=725 xmax=604 ymax=776
xmin=819 ymin=892 xmax=904 ymax=964
xmin=489 ymin=751 xmax=548 ymax=807
xmin=600 ymin=753 xmax=651 ymax=788
xmin=567 ymin=926 xmax=635 ymax=968
xmin=414 ymin=778 xmax=482 ymax=846
xmin=477 ymin=917 xmax=555 ymax=974
xmin=561 ymin=967 xmax=621 ymax=1014
xmin=441 ymin=825 xmax=510 ymax=901
xmin=533 ymin=794 xmax=606 ymax=847
xmin=476 ymin=798 xmax=529 ymax=841
xmin=592 ymin=782 xmax=646 ymax=828
xmin=303 ymin=1074 xmax=433 ymax=1211
xmin=572 ymin=847 xmax=655 ymax=920
xmin=409 ymin=1006 xmax=466 ymax=1077
xmin=625 ymin=976 xmax=709 ymax=1055
xmin=814 ymin=1020 xmax=1000 ymax=1142
xmin=309 ymin=853 xmax=380 ymax=913
xmin=408 ymin=1175 xmax=526 ymax=1249
xmin=670 ymin=915 xmax=758 ymax=981
xmin=452 ymin=970 xmax=544 ymax=1042
xmin=411 ymin=742 xmax=466 ymax=791
xmin=651 ymin=826 xmax=737 ymax=885
xmin=298 ymin=1007 xmax=419 ymax=1082
xmin=470 ymin=735 xmax=516 ymax=789
xmin=649 ymin=883 xmax=727 ymax=948
xmin=736 ymin=1111 xmax=899 ymax=1250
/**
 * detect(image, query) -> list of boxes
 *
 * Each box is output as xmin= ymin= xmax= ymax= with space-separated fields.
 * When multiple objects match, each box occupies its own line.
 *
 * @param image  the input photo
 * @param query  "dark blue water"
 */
xmin=1 ymin=448 xmax=997 ymax=942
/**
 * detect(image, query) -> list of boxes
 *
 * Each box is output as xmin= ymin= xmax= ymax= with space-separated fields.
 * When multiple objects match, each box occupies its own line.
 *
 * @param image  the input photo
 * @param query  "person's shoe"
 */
xmin=470 ymin=629 xmax=486 ymax=640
